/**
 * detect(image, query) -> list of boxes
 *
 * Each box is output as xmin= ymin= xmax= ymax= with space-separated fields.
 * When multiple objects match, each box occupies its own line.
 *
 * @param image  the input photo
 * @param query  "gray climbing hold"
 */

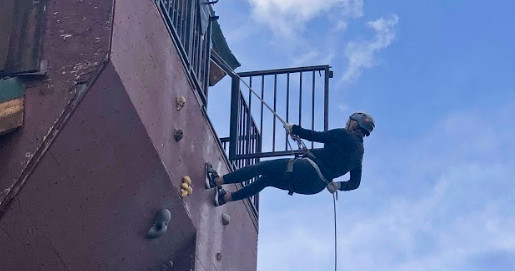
xmin=222 ymin=213 xmax=230 ymax=226
xmin=146 ymin=209 xmax=171 ymax=239
xmin=174 ymin=129 xmax=184 ymax=142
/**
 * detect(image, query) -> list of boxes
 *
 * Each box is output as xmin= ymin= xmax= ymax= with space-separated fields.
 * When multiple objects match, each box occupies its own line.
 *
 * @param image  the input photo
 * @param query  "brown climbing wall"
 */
xmin=0 ymin=63 xmax=197 ymax=270
xmin=110 ymin=0 xmax=258 ymax=269
xmin=0 ymin=0 xmax=258 ymax=270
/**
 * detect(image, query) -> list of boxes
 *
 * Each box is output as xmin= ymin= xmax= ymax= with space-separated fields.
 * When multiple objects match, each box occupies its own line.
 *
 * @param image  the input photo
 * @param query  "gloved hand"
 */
xmin=326 ymin=182 xmax=340 ymax=194
xmin=283 ymin=122 xmax=294 ymax=134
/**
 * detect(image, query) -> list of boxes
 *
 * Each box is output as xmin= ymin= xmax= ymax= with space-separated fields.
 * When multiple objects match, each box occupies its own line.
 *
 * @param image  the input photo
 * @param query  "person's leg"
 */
xmin=218 ymin=158 xmax=290 ymax=185
xmin=216 ymin=159 xmax=327 ymax=205
xmin=225 ymin=174 xmax=291 ymax=202
xmin=214 ymin=158 xmax=328 ymax=205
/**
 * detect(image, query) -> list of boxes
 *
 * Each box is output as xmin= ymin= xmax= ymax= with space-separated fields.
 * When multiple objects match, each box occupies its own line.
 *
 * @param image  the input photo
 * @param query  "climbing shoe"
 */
xmin=205 ymin=162 xmax=219 ymax=189
xmin=214 ymin=187 xmax=227 ymax=206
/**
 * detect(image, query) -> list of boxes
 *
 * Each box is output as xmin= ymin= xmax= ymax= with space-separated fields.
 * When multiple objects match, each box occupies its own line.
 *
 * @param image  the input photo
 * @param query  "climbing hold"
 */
xmin=216 ymin=252 xmax=222 ymax=262
xmin=222 ymin=213 xmax=231 ymax=226
xmin=182 ymin=176 xmax=191 ymax=185
xmin=176 ymin=96 xmax=186 ymax=111
xmin=161 ymin=260 xmax=174 ymax=271
xmin=146 ymin=209 xmax=171 ymax=239
xmin=180 ymin=176 xmax=193 ymax=197
xmin=174 ymin=129 xmax=184 ymax=142
xmin=180 ymin=189 xmax=188 ymax=198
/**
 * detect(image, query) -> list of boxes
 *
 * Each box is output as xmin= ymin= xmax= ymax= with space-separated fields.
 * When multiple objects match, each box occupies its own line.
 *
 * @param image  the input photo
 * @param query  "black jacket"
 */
xmin=292 ymin=125 xmax=364 ymax=191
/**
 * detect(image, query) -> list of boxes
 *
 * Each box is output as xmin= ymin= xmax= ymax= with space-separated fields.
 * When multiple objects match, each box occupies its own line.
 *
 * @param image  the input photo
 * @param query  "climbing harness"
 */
xmin=286 ymin=134 xmax=338 ymax=198
xmin=212 ymin=53 xmax=339 ymax=271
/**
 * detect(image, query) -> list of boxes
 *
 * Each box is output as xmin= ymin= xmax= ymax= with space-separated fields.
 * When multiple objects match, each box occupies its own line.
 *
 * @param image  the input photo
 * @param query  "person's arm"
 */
xmin=291 ymin=125 xmax=341 ymax=143
xmin=338 ymin=166 xmax=362 ymax=191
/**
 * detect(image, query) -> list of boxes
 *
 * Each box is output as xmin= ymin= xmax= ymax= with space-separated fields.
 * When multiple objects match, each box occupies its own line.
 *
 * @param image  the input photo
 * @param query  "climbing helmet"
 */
xmin=349 ymin=112 xmax=375 ymax=136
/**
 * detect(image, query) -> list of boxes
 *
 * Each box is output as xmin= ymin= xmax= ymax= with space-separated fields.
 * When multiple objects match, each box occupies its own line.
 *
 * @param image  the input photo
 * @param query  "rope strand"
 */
xmin=333 ymin=193 xmax=338 ymax=271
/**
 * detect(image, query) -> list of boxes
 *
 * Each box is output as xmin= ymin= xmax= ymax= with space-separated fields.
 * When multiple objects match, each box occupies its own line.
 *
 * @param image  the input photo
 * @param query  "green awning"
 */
xmin=0 ymin=77 xmax=24 ymax=103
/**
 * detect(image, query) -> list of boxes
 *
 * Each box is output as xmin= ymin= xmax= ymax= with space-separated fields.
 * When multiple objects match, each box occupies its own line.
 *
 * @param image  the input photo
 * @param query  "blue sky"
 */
xmin=207 ymin=0 xmax=515 ymax=270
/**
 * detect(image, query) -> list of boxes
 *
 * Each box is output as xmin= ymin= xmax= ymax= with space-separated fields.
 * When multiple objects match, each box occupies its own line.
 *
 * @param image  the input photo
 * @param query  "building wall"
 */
xmin=0 ymin=0 xmax=258 ymax=270
xmin=0 ymin=0 xmax=113 ymax=210
xmin=110 ymin=1 xmax=257 ymax=270
xmin=1 ymin=63 xmax=196 ymax=270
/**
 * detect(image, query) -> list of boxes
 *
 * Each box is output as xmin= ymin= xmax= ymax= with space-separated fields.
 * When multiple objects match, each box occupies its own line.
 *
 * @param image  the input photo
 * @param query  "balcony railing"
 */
xmin=230 ymin=65 xmax=332 ymax=159
xmin=155 ymin=0 xmax=211 ymax=104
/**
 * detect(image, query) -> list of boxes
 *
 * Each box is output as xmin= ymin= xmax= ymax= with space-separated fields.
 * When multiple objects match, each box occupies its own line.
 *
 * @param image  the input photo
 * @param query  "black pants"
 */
xmin=223 ymin=158 xmax=327 ymax=201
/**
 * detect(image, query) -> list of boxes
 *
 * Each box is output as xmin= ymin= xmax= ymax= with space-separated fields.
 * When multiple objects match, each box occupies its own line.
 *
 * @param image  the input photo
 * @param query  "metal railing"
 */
xmin=221 ymin=91 xmax=262 ymax=212
xmin=155 ymin=0 xmax=211 ymax=104
xmin=229 ymin=65 xmax=332 ymax=160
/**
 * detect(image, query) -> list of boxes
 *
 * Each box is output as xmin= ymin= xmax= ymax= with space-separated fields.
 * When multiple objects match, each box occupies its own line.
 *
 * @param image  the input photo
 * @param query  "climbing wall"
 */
xmin=110 ymin=0 xmax=258 ymax=269
xmin=1 ymin=63 xmax=196 ymax=270
xmin=0 ymin=0 xmax=258 ymax=270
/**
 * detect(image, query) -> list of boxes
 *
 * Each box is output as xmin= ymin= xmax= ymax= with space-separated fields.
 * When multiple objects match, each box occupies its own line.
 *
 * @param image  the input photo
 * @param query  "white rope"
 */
xmin=333 ymin=193 xmax=338 ymax=271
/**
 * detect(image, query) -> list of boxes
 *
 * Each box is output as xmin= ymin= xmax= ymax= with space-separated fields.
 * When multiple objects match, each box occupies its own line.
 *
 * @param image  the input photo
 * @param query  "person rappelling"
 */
xmin=205 ymin=112 xmax=375 ymax=206
xmin=209 ymin=55 xmax=356 ymax=271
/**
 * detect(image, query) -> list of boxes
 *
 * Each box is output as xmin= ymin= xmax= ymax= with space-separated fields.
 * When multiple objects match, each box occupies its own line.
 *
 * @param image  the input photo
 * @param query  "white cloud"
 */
xmin=335 ymin=20 xmax=349 ymax=31
xmin=247 ymin=0 xmax=363 ymax=37
xmin=342 ymin=14 xmax=399 ymax=82
xmin=337 ymin=103 xmax=352 ymax=112
xmin=291 ymin=48 xmax=336 ymax=67
xmin=290 ymin=50 xmax=320 ymax=66
xmin=338 ymin=162 xmax=515 ymax=270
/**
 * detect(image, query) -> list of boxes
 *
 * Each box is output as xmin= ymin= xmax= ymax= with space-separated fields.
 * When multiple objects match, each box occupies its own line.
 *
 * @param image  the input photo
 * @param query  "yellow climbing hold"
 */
xmin=182 ymin=176 xmax=191 ymax=185
xmin=180 ymin=176 xmax=193 ymax=197
xmin=176 ymin=96 xmax=186 ymax=111
xmin=180 ymin=189 xmax=188 ymax=198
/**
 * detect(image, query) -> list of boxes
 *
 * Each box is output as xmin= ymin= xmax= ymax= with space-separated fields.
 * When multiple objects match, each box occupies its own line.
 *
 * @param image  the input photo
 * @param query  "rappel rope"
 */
xmin=212 ymin=53 xmax=339 ymax=271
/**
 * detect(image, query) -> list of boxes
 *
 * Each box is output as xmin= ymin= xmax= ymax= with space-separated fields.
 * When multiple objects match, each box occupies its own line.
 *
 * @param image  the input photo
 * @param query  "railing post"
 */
xmin=229 ymin=75 xmax=240 ymax=161
xmin=203 ymin=18 xmax=212 ymax=106
xmin=324 ymin=66 xmax=331 ymax=131
xmin=186 ymin=0 xmax=194 ymax=58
